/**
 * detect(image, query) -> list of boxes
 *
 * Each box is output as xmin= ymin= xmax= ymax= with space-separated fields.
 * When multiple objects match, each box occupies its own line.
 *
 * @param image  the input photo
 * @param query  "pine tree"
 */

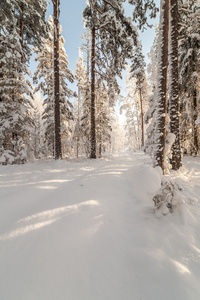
xmin=168 ymin=0 xmax=181 ymax=169
xmin=154 ymin=0 xmax=170 ymax=172
xmin=34 ymin=16 xmax=74 ymax=158
xmin=53 ymin=0 xmax=62 ymax=159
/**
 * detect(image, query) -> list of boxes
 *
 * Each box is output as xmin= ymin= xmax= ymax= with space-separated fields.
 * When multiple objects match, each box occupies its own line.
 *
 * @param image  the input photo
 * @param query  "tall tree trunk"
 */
xmin=77 ymin=86 xmax=80 ymax=159
xmin=193 ymin=87 xmax=198 ymax=154
xmin=0 ymin=30 xmax=3 ymax=102
xmin=53 ymin=0 xmax=62 ymax=159
xmin=154 ymin=0 xmax=169 ymax=173
xmin=90 ymin=26 xmax=96 ymax=158
xmin=169 ymin=0 xmax=182 ymax=169
xmin=19 ymin=3 xmax=24 ymax=48
xmin=139 ymin=87 xmax=144 ymax=147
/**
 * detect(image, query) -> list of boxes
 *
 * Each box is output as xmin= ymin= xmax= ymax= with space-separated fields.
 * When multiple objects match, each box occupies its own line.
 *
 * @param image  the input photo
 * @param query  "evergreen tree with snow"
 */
xmin=96 ymin=80 xmax=112 ymax=157
xmin=121 ymin=82 xmax=141 ymax=151
xmin=34 ymin=16 xmax=74 ymax=158
xmin=0 ymin=25 xmax=33 ymax=164
xmin=130 ymin=40 xmax=148 ymax=147
xmin=179 ymin=1 xmax=200 ymax=155
xmin=72 ymin=49 xmax=89 ymax=158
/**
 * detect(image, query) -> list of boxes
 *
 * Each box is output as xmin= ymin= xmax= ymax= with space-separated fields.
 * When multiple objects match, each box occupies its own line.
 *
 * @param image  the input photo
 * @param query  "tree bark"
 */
xmin=90 ymin=25 xmax=96 ymax=158
xmin=139 ymin=88 xmax=144 ymax=147
xmin=0 ymin=29 xmax=3 ymax=102
xmin=154 ymin=0 xmax=169 ymax=173
xmin=193 ymin=87 xmax=198 ymax=154
xmin=19 ymin=3 xmax=24 ymax=48
xmin=53 ymin=0 xmax=62 ymax=159
xmin=169 ymin=0 xmax=182 ymax=169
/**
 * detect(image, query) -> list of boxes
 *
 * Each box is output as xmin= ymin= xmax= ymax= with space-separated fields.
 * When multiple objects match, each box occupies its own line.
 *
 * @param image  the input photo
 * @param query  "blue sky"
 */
xmin=30 ymin=0 xmax=160 ymax=95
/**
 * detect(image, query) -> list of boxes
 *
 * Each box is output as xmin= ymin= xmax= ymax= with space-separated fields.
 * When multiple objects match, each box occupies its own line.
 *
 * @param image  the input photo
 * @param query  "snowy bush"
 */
xmin=0 ymin=148 xmax=16 ymax=165
xmin=153 ymin=177 xmax=184 ymax=217
xmin=0 ymin=137 xmax=27 ymax=165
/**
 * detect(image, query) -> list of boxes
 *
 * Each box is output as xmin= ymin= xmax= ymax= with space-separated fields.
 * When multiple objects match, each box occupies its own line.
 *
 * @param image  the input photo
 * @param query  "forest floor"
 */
xmin=0 ymin=151 xmax=200 ymax=300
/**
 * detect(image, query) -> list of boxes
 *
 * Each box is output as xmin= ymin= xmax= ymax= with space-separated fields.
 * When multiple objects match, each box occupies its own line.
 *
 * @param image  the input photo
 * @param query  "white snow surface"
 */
xmin=0 ymin=152 xmax=200 ymax=300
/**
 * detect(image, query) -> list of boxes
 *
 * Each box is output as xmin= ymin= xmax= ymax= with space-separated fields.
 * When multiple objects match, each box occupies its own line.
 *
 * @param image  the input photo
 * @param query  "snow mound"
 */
xmin=133 ymin=165 xmax=161 ymax=201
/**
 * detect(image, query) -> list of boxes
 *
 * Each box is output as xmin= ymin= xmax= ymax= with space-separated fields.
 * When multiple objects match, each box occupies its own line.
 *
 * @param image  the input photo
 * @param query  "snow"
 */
xmin=0 ymin=152 xmax=200 ymax=300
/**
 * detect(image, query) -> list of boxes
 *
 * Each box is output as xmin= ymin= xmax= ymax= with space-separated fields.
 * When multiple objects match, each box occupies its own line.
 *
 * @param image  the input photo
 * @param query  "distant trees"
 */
xmin=1 ymin=0 xmax=199 ymax=166
xmin=83 ymin=0 xmax=138 ymax=158
xmin=130 ymin=41 xmax=148 ymax=147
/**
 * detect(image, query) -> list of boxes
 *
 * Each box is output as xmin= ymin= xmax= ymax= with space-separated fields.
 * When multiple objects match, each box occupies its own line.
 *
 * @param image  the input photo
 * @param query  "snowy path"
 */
xmin=0 ymin=152 xmax=200 ymax=300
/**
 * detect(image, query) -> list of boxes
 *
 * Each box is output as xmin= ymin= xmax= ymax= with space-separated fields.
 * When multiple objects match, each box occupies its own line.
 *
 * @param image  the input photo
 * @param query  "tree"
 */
xmin=34 ymin=16 xmax=74 ymax=158
xmin=144 ymin=27 xmax=159 ymax=156
xmin=0 ymin=25 xmax=33 ymax=164
xmin=121 ymin=72 xmax=146 ymax=151
xmin=96 ymin=80 xmax=112 ymax=157
xmin=130 ymin=41 xmax=148 ymax=147
xmin=30 ymin=92 xmax=44 ymax=159
xmin=52 ymin=0 xmax=62 ymax=159
xmin=153 ymin=0 xmax=169 ymax=172
xmin=72 ymin=49 xmax=89 ymax=158
xmin=168 ymin=0 xmax=181 ymax=169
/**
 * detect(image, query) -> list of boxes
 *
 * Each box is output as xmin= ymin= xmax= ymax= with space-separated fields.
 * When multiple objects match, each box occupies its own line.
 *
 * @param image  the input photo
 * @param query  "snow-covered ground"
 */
xmin=0 ymin=152 xmax=200 ymax=300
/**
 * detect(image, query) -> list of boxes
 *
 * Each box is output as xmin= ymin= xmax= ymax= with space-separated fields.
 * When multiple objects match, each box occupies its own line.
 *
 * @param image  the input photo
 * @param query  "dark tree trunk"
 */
xmin=193 ymin=87 xmax=198 ymax=154
xmin=154 ymin=0 xmax=169 ymax=173
xmin=139 ymin=88 xmax=144 ymax=147
xmin=53 ymin=0 xmax=62 ymax=159
xmin=90 ymin=26 xmax=96 ymax=159
xmin=19 ymin=3 xmax=24 ymax=48
xmin=0 ymin=30 xmax=3 ymax=102
xmin=169 ymin=0 xmax=182 ymax=170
